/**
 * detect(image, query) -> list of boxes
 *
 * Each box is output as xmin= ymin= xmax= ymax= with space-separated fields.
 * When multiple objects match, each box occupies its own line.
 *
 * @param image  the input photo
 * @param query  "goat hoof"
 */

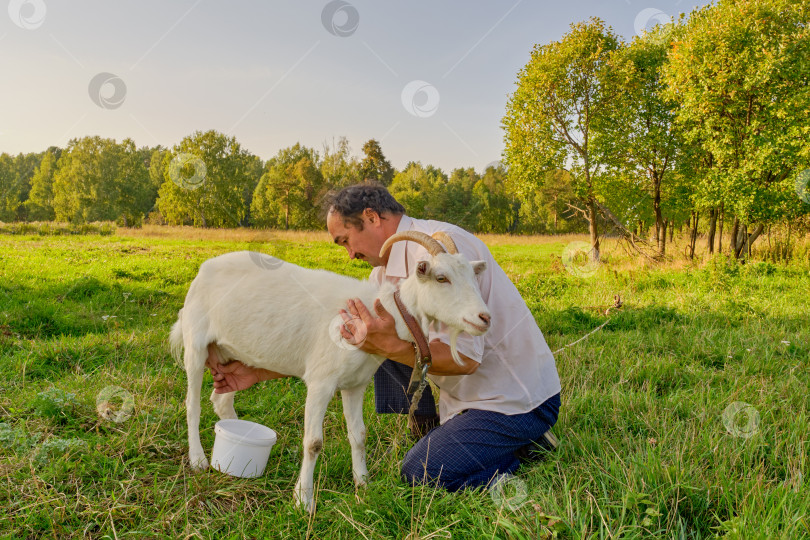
xmin=190 ymin=456 xmax=209 ymax=472
xmin=354 ymin=477 xmax=368 ymax=488
xmin=294 ymin=493 xmax=314 ymax=514
xmin=293 ymin=485 xmax=314 ymax=513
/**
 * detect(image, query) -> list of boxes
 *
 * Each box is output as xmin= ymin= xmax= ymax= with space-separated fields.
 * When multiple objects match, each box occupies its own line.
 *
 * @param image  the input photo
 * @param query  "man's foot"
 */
xmin=408 ymin=414 xmax=439 ymax=440
xmin=514 ymin=429 xmax=559 ymax=463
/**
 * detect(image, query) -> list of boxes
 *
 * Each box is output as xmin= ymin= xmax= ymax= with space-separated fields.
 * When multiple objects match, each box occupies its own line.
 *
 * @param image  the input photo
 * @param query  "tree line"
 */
xmin=0 ymin=132 xmax=587 ymax=235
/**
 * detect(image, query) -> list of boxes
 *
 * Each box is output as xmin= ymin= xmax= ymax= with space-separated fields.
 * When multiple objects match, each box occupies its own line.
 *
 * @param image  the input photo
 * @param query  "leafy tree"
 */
xmin=13 ymin=152 xmax=41 ymax=220
xmin=25 ymin=150 xmax=59 ymax=221
xmin=610 ymin=24 xmax=685 ymax=255
xmin=242 ymin=154 xmax=264 ymax=226
xmin=389 ymin=161 xmax=447 ymax=219
xmin=512 ymin=169 xmax=586 ymax=234
xmin=144 ymin=148 xmax=171 ymax=223
xmin=474 ymin=164 xmax=515 ymax=233
xmin=663 ymin=0 xmax=810 ymax=258
xmin=432 ymin=168 xmax=481 ymax=231
xmin=503 ymin=18 xmax=633 ymax=255
xmin=148 ymin=148 xmax=169 ymax=193
xmin=156 ymin=131 xmax=256 ymax=227
xmin=52 ymin=137 xmax=150 ymax=225
xmin=359 ymin=139 xmax=394 ymax=186
xmin=0 ymin=154 xmax=20 ymax=221
xmin=251 ymin=143 xmax=324 ymax=229
xmin=321 ymin=136 xmax=360 ymax=188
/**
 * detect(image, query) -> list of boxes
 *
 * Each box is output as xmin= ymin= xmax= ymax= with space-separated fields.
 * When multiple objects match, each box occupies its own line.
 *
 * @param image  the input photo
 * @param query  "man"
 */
xmin=207 ymin=182 xmax=562 ymax=491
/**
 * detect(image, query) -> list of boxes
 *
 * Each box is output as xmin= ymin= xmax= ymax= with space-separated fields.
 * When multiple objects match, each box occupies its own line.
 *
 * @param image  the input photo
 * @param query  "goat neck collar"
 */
xmin=392 ymin=289 xmax=432 ymax=367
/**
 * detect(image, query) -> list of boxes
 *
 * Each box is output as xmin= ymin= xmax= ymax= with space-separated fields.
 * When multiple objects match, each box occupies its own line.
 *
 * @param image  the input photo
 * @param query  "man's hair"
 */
xmin=322 ymin=181 xmax=405 ymax=230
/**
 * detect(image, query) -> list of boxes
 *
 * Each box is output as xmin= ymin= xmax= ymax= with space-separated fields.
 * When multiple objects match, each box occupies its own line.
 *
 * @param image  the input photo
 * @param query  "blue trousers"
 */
xmin=374 ymin=359 xmax=561 ymax=491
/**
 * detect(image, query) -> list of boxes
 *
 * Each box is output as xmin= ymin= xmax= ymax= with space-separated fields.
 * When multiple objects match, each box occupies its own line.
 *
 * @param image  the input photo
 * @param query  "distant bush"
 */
xmin=144 ymin=210 xmax=166 ymax=226
xmin=0 ymin=221 xmax=116 ymax=236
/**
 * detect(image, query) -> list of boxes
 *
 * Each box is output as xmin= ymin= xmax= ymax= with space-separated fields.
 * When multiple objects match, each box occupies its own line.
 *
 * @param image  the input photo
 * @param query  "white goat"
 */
xmin=170 ymin=231 xmax=491 ymax=512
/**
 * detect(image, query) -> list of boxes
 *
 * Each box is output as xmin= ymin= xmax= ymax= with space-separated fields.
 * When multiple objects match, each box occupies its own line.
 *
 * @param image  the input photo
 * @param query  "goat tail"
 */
xmin=169 ymin=309 xmax=184 ymax=366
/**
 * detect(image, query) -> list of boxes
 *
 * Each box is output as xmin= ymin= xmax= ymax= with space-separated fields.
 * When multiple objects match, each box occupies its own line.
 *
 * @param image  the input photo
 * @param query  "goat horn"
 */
xmin=379 ymin=231 xmax=446 ymax=258
xmin=431 ymin=231 xmax=458 ymax=254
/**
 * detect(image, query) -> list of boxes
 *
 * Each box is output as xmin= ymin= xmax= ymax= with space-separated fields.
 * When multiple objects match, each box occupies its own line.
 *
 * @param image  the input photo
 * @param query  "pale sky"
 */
xmin=0 ymin=0 xmax=712 ymax=172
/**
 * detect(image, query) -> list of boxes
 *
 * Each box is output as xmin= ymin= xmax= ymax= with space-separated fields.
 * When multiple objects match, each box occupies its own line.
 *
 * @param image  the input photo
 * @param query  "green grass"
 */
xmin=0 ymin=229 xmax=808 ymax=538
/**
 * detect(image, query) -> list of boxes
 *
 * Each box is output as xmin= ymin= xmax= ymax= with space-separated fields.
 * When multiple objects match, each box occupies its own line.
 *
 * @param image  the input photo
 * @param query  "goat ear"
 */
xmin=470 ymin=260 xmax=487 ymax=275
xmin=415 ymin=260 xmax=431 ymax=280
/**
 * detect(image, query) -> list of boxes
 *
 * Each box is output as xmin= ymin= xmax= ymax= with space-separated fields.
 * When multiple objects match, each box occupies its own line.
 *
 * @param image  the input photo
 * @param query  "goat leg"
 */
xmin=341 ymin=385 xmax=368 ymax=487
xmin=294 ymin=380 xmax=337 ymax=513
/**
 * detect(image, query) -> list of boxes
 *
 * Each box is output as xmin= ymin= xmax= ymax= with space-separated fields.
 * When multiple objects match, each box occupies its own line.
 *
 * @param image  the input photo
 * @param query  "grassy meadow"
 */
xmin=0 ymin=226 xmax=808 ymax=539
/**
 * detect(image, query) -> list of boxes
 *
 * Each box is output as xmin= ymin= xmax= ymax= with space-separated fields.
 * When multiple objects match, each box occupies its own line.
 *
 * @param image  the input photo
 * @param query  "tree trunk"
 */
xmin=746 ymin=224 xmax=765 ymax=258
xmin=587 ymin=197 xmax=600 ymax=260
xmin=734 ymin=224 xmax=749 ymax=259
xmin=689 ymin=211 xmax=700 ymax=260
xmin=707 ymin=207 xmax=717 ymax=254
xmin=669 ymin=222 xmax=674 ymax=244
xmin=729 ymin=217 xmax=740 ymax=256
xmin=653 ymin=178 xmax=663 ymax=254
xmin=718 ymin=204 xmax=725 ymax=254
xmin=660 ymin=219 xmax=669 ymax=256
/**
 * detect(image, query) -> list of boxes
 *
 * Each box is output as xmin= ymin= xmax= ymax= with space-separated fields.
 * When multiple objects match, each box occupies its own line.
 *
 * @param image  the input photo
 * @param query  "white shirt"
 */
xmin=370 ymin=215 xmax=562 ymax=423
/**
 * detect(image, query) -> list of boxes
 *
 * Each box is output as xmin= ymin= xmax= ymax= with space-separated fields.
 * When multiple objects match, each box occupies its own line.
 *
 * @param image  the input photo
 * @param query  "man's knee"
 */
xmin=401 ymin=443 xmax=468 ymax=491
xmin=400 ymin=442 xmax=449 ymax=487
xmin=401 ymin=450 xmax=432 ymax=485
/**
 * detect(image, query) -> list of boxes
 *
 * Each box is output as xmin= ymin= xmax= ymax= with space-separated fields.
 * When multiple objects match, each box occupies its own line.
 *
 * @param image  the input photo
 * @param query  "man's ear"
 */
xmin=471 ymin=260 xmax=487 ymax=275
xmin=363 ymin=208 xmax=381 ymax=226
xmin=416 ymin=260 xmax=432 ymax=281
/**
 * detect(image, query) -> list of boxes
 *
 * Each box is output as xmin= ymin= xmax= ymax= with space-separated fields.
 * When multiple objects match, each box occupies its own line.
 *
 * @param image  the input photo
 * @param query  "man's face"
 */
xmin=327 ymin=209 xmax=387 ymax=267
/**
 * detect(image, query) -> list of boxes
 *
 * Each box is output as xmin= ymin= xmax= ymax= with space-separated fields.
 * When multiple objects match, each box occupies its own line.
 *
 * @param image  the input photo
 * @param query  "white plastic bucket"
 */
xmin=210 ymin=419 xmax=277 ymax=478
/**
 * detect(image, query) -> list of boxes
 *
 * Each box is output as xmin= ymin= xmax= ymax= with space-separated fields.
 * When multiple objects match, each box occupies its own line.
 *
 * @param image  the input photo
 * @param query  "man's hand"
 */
xmin=339 ymin=299 xmax=480 ymax=376
xmin=206 ymin=344 xmax=285 ymax=393
xmin=207 ymin=359 xmax=261 ymax=394
xmin=339 ymin=298 xmax=413 ymax=362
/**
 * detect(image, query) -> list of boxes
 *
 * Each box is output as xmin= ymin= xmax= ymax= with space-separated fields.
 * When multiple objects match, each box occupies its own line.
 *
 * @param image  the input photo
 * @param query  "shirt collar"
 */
xmin=383 ymin=214 xmax=414 ymax=279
